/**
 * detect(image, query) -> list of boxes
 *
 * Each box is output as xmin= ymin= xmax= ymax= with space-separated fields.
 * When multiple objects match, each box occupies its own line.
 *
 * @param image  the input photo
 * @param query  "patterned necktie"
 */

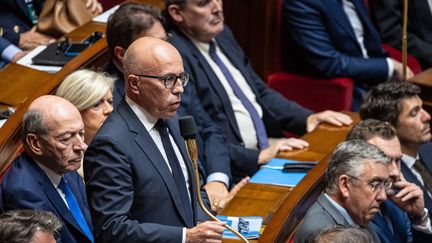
xmin=208 ymin=41 xmax=269 ymax=149
xmin=58 ymin=178 xmax=94 ymax=242
xmin=154 ymin=119 xmax=193 ymax=225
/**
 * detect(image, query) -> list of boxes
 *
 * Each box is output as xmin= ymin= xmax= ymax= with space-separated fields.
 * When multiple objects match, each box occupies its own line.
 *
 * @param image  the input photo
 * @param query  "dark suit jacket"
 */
xmin=294 ymin=193 xmax=381 ymax=243
xmin=371 ymin=0 xmax=432 ymax=69
xmin=0 ymin=153 xmax=93 ymax=243
xmin=169 ymin=26 xmax=312 ymax=179
xmin=369 ymin=200 xmax=412 ymax=243
xmin=0 ymin=0 xmax=44 ymax=46
xmin=282 ymin=0 xmax=389 ymax=85
xmin=400 ymin=142 xmax=432 ymax=242
xmin=105 ymin=61 xmax=231 ymax=183
xmin=85 ymin=99 xmax=205 ymax=242
xmin=401 ymin=142 xmax=432 ymax=212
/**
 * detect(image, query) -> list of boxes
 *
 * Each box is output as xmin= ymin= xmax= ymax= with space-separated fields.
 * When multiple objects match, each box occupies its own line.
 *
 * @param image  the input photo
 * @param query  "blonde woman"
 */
xmin=56 ymin=69 xmax=114 ymax=176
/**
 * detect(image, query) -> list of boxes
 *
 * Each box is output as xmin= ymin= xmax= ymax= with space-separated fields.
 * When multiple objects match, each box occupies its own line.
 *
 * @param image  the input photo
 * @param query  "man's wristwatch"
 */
xmin=411 ymin=208 xmax=429 ymax=225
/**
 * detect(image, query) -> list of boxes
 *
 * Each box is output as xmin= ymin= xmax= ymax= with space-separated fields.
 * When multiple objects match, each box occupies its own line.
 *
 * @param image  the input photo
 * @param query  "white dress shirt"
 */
xmin=191 ymin=38 xmax=263 ymax=150
xmin=342 ymin=0 xmax=393 ymax=79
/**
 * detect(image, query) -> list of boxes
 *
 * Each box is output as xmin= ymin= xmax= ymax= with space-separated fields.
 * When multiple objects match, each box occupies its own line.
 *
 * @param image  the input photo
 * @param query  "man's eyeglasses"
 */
xmin=349 ymin=175 xmax=393 ymax=193
xmin=135 ymin=72 xmax=190 ymax=89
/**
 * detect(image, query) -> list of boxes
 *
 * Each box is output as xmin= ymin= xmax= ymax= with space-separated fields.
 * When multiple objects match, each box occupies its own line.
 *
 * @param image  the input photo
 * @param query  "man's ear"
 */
xmin=167 ymin=5 xmax=184 ymax=23
xmin=127 ymin=75 xmax=140 ymax=95
xmin=113 ymin=46 xmax=126 ymax=67
xmin=338 ymin=175 xmax=351 ymax=198
xmin=26 ymin=134 xmax=43 ymax=156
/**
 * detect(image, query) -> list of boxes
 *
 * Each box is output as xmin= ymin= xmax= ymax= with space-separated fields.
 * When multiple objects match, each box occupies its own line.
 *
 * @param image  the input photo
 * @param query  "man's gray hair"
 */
xmin=0 ymin=210 xmax=62 ymax=243
xmin=312 ymin=225 xmax=372 ymax=243
xmin=325 ymin=139 xmax=390 ymax=195
xmin=21 ymin=109 xmax=48 ymax=143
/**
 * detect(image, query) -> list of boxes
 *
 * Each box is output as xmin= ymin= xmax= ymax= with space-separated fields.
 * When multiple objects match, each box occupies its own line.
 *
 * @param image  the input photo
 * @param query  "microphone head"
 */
xmin=179 ymin=116 xmax=197 ymax=139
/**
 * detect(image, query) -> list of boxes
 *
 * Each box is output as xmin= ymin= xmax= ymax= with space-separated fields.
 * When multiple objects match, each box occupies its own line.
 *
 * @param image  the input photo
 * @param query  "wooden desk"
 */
xmin=0 ymin=0 xmax=164 ymax=175
xmin=221 ymin=112 xmax=359 ymax=243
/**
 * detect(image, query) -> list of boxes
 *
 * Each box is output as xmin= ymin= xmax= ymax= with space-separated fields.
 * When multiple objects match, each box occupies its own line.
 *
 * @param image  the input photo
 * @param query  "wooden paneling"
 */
xmin=223 ymin=0 xmax=279 ymax=81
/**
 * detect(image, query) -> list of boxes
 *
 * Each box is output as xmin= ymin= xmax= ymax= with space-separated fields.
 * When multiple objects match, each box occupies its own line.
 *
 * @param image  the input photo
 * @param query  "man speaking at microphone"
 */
xmin=84 ymin=37 xmax=224 ymax=243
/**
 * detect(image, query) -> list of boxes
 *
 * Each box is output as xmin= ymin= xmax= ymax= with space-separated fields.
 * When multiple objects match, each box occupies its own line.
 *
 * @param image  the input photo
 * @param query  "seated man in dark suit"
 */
xmin=371 ymin=0 xmax=432 ymax=69
xmin=282 ymin=0 xmax=413 ymax=110
xmin=348 ymin=119 xmax=432 ymax=242
xmin=164 ymin=0 xmax=353 ymax=181
xmin=0 ymin=209 xmax=62 ymax=243
xmin=295 ymin=140 xmax=390 ymax=243
xmin=105 ymin=2 xmax=244 ymax=212
xmin=360 ymin=81 xmax=432 ymax=214
xmin=0 ymin=95 xmax=94 ymax=243
xmin=85 ymin=37 xmax=225 ymax=242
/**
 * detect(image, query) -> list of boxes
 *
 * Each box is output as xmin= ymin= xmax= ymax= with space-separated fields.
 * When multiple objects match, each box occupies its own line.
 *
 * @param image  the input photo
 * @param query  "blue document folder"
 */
xmin=249 ymin=158 xmax=317 ymax=187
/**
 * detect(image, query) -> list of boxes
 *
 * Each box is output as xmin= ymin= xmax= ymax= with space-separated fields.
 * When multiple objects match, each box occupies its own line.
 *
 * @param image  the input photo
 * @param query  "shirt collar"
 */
xmin=36 ymin=162 xmax=62 ymax=187
xmin=402 ymin=153 xmax=420 ymax=169
xmin=324 ymin=193 xmax=356 ymax=225
xmin=125 ymin=95 xmax=158 ymax=132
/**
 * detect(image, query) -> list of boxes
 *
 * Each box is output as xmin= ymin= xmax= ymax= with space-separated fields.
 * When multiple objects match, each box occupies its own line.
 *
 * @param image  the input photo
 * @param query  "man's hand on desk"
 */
xmin=205 ymin=181 xmax=229 ymax=212
xmin=206 ymin=177 xmax=250 ymax=214
xmin=258 ymin=138 xmax=309 ymax=164
xmin=306 ymin=110 xmax=353 ymax=132
xmin=86 ymin=0 xmax=103 ymax=15
xmin=186 ymin=221 xmax=225 ymax=243
xmin=19 ymin=27 xmax=55 ymax=50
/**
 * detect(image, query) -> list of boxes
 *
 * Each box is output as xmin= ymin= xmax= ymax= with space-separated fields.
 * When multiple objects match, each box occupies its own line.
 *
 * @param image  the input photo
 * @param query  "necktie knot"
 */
xmin=58 ymin=177 xmax=68 ymax=192
xmin=155 ymin=119 xmax=168 ymax=135
xmin=208 ymin=41 xmax=216 ymax=55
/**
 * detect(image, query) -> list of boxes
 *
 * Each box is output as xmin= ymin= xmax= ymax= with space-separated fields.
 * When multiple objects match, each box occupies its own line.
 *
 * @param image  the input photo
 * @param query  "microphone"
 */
xmin=179 ymin=116 xmax=249 ymax=243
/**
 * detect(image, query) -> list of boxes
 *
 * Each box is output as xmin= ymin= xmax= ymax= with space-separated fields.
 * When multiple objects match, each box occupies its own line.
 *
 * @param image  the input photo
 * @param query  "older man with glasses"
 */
xmin=294 ymin=140 xmax=391 ymax=243
xmin=84 ymin=37 xmax=225 ymax=243
xmin=104 ymin=2 xmax=246 ymax=213
xmin=348 ymin=119 xmax=432 ymax=242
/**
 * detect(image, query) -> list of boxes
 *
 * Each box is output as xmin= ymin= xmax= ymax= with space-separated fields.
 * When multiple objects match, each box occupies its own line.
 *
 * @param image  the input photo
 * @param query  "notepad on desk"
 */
xmin=250 ymin=158 xmax=318 ymax=187
xmin=216 ymin=215 xmax=262 ymax=239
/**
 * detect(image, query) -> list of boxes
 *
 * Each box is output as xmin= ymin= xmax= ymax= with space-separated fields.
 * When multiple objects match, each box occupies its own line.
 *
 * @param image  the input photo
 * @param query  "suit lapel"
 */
xmin=401 ymin=161 xmax=432 ymax=210
xmin=176 ymin=31 xmax=243 ymax=141
xmin=324 ymin=0 xmax=359 ymax=45
xmin=26 ymin=158 xmax=89 ymax=239
xmin=117 ymin=101 xmax=193 ymax=227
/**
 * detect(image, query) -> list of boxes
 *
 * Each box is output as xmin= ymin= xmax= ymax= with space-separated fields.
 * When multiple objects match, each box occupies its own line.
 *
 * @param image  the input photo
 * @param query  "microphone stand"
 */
xmin=402 ymin=0 xmax=408 ymax=80
xmin=183 ymin=131 xmax=249 ymax=242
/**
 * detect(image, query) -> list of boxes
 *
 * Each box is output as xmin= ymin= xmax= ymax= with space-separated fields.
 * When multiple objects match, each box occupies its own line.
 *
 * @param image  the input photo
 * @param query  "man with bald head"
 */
xmin=0 ymin=95 xmax=93 ymax=243
xmin=84 ymin=37 xmax=225 ymax=242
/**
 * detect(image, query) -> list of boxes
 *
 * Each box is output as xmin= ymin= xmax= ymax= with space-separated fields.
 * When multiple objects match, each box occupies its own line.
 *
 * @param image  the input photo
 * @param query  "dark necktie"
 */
xmin=58 ymin=178 xmax=94 ymax=242
xmin=208 ymin=41 xmax=269 ymax=149
xmin=414 ymin=159 xmax=432 ymax=193
xmin=155 ymin=119 xmax=193 ymax=224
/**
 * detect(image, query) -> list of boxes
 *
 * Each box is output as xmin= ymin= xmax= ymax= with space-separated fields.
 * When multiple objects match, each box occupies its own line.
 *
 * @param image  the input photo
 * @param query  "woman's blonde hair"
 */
xmin=56 ymin=69 xmax=115 ymax=111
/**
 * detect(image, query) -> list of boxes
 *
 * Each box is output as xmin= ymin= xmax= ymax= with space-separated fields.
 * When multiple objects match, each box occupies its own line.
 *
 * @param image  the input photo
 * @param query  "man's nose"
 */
xmin=376 ymin=186 xmax=388 ymax=202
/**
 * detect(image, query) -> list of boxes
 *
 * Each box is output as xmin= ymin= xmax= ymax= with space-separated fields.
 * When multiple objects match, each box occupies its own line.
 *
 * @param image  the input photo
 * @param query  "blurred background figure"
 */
xmin=312 ymin=225 xmax=373 ymax=243
xmin=0 ymin=209 xmax=62 ymax=243
xmin=56 ymin=69 xmax=115 ymax=145
xmin=370 ymin=0 xmax=432 ymax=69
xmin=0 ymin=0 xmax=103 ymax=68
